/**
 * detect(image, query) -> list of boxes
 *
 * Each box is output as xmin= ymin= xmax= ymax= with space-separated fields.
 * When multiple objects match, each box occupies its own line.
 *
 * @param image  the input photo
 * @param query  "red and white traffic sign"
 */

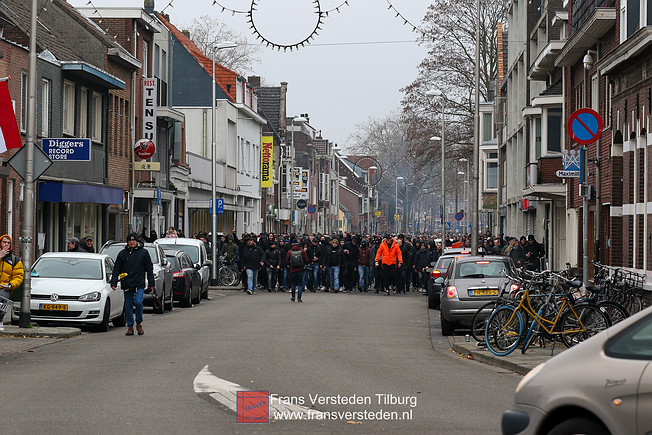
xmin=568 ymin=108 xmax=603 ymax=145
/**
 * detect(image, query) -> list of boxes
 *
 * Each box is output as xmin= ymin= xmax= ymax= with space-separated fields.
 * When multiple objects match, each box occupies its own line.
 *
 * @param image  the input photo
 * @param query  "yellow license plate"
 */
xmin=39 ymin=304 xmax=68 ymax=311
xmin=470 ymin=289 xmax=499 ymax=296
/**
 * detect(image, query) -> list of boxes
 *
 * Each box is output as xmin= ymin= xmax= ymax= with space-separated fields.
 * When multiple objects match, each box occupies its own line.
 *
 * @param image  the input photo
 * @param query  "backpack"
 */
xmin=290 ymin=250 xmax=304 ymax=268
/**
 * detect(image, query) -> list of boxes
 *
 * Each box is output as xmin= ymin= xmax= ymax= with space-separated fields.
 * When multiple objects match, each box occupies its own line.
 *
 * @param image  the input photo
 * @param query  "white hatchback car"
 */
xmin=11 ymin=252 xmax=125 ymax=332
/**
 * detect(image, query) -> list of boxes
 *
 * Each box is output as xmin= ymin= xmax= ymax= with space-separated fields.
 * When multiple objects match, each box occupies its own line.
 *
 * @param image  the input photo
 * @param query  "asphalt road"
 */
xmin=1 ymin=289 xmax=520 ymax=434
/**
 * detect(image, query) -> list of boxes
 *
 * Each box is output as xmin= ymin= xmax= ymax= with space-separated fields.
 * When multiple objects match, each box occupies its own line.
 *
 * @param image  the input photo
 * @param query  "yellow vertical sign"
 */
xmin=261 ymin=136 xmax=273 ymax=188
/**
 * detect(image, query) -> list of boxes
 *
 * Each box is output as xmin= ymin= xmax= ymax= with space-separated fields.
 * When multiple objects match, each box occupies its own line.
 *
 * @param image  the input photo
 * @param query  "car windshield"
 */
xmin=455 ymin=260 xmax=508 ymax=279
xmin=101 ymin=244 xmax=159 ymax=264
xmin=32 ymin=257 xmax=102 ymax=280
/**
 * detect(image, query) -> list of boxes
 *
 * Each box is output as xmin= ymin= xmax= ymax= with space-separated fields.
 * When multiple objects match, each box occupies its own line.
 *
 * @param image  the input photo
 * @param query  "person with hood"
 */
xmin=285 ymin=242 xmax=309 ymax=302
xmin=305 ymin=238 xmax=322 ymax=292
xmin=278 ymin=239 xmax=290 ymax=291
xmin=413 ymin=242 xmax=433 ymax=291
xmin=374 ymin=234 xmax=403 ymax=295
xmin=510 ymin=236 xmax=528 ymax=269
xmin=357 ymin=240 xmax=371 ymax=292
xmin=525 ymin=234 xmax=545 ymax=271
xmin=66 ymin=237 xmax=85 ymax=252
xmin=342 ymin=236 xmax=359 ymax=292
xmin=239 ymin=237 xmax=265 ymax=295
xmin=0 ymin=235 xmax=24 ymax=330
xmin=263 ymin=240 xmax=282 ymax=292
xmin=111 ymin=232 xmax=155 ymax=336
xmin=396 ymin=237 xmax=411 ymax=294
xmin=323 ymin=238 xmax=345 ymax=292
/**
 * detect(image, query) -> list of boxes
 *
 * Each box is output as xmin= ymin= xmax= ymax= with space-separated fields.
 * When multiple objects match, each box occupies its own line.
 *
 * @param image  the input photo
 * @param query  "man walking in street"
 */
xmin=323 ymin=238 xmax=344 ymax=292
xmin=0 ymin=235 xmax=23 ymax=331
xmin=240 ymin=237 xmax=265 ymax=294
xmin=111 ymin=233 xmax=155 ymax=336
xmin=286 ymin=241 xmax=309 ymax=302
xmin=375 ymin=234 xmax=403 ymax=295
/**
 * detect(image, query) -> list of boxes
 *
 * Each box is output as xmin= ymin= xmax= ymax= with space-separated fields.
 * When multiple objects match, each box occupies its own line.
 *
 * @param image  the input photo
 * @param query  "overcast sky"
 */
xmin=68 ymin=0 xmax=432 ymax=149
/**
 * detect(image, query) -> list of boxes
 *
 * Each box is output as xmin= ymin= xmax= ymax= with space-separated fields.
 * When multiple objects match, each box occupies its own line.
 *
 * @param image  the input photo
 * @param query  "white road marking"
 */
xmin=193 ymin=365 xmax=324 ymax=418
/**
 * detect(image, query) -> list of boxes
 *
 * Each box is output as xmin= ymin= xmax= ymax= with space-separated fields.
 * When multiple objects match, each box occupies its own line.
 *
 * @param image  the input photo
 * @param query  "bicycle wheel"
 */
xmin=597 ymin=301 xmax=629 ymax=326
xmin=627 ymin=294 xmax=643 ymax=315
xmin=471 ymin=301 xmax=498 ymax=342
xmin=218 ymin=266 xmax=233 ymax=286
xmin=559 ymin=304 xmax=609 ymax=348
xmin=485 ymin=306 xmax=523 ymax=356
xmin=229 ymin=266 xmax=241 ymax=286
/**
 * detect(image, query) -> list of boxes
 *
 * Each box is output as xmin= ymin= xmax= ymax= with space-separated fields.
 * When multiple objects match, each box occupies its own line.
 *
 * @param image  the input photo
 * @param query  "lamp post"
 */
xmin=459 ymin=157 xmax=470 ymax=232
xmin=395 ymin=176 xmax=404 ymax=233
xmin=427 ymin=88 xmax=445 ymax=237
xmin=211 ymin=41 xmax=237 ymax=284
xmin=289 ymin=116 xmax=307 ymax=235
xmin=367 ymin=165 xmax=378 ymax=234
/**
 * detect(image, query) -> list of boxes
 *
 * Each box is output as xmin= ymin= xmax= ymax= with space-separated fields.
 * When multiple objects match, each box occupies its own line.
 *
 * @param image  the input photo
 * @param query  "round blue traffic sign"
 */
xmin=455 ymin=212 xmax=464 ymax=221
xmin=568 ymin=108 xmax=603 ymax=145
xmin=307 ymin=205 xmax=316 ymax=214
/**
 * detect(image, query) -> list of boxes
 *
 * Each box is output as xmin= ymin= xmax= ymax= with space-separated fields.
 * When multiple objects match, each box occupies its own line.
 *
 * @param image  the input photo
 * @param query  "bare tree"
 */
xmin=188 ymin=15 xmax=261 ymax=74
xmin=400 ymin=0 xmax=507 ymax=168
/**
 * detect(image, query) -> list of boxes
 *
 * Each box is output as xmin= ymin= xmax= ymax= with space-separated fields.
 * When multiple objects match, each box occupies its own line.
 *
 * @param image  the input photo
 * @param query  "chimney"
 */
xmin=280 ymin=81 xmax=288 ymax=136
xmin=182 ymin=30 xmax=190 ymax=39
xmin=144 ymin=0 xmax=155 ymax=14
xmin=248 ymin=75 xmax=261 ymax=87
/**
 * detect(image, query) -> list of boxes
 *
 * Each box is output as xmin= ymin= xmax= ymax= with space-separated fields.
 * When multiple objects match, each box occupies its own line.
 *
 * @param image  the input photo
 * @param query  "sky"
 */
xmin=68 ymin=0 xmax=433 ymax=150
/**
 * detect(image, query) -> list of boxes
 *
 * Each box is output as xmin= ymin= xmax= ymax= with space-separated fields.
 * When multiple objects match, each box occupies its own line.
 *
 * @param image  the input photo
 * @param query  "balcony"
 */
xmin=529 ymin=41 xmax=566 ymax=80
xmin=555 ymin=7 xmax=616 ymax=67
xmin=522 ymin=158 xmax=566 ymax=199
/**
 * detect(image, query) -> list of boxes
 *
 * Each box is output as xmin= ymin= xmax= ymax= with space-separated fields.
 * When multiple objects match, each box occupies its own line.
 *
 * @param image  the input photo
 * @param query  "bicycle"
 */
xmin=217 ymin=255 xmax=240 ymax=286
xmin=484 ymin=271 xmax=610 ymax=356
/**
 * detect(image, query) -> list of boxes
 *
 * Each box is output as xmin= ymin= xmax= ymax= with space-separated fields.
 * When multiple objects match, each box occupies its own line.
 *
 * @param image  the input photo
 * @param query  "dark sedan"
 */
xmin=164 ymin=249 xmax=201 ymax=308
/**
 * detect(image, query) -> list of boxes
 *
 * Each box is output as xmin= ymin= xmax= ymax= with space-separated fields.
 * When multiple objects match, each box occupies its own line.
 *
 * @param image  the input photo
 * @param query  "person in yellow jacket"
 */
xmin=0 ymin=234 xmax=24 ymax=330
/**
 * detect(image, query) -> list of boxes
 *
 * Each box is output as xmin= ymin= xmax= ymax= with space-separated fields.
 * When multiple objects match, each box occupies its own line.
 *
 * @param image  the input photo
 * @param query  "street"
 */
xmin=2 ymin=289 xmax=520 ymax=434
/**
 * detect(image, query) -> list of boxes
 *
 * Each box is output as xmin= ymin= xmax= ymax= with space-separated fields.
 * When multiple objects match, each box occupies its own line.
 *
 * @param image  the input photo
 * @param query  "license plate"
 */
xmin=469 ymin=289 xmax=499 ymax=296
xmin=39 ymin=304 xmax=68 ymax=311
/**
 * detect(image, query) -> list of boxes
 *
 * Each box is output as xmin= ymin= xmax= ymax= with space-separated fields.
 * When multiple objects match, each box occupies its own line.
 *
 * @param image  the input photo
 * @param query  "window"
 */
xmin=591 ymin=74 xmax=599 ymax=112
xmin=534 ymin=117 xmax=542 ymax=159
xmin=41 ymin=79 xmax=50 ymax=137
xmin=627 ymin=0 xmax=640 ymax=38
xmin=92 ymin=92 xmax=103 ymax=142
xmin=63 ymin=81 xmax=75 ymax=135
xmin=486 ymin=162 xmax=498 ymax=189
xmin=79 ymin=87 xmax=88 ymax=138
xmin=605 ymin=81 xmax=612 ymax=128
xmin=547 ymin=108 xmax=562 ymax=153
xmin=161 ymin=50 xmax=167 ymax=81
xmin=236 ymin=80 xmax=243 ymax=103
xmin=605 ymin=313 xmax=652 ymax=360
xmin=482 ymin=112 xmax=493 ymax=142
xmin=319 ymin=174 xmax=329 ymax=201
xmin=154 ymin=44 xmax=160 ymax=78
xmin=20 ymin=72 xmax=27 ymax=132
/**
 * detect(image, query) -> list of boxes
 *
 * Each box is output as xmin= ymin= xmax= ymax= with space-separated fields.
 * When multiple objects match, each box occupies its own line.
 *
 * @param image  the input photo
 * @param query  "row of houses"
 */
xmin=492 ymin=0 xmax=652 ymax=276
xmin=0 ymin=0 xmax=376 ymax=257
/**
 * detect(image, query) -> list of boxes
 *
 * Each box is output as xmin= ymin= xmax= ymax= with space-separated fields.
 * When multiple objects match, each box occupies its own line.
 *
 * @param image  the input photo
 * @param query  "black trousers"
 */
xmin=379 ymin=264 xmax=397 ymax=292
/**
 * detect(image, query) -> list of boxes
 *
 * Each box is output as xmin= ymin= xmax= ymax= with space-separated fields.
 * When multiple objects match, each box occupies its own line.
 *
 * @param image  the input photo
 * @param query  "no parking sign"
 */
xmin=568 ymin=108 xmax=603 ymax=145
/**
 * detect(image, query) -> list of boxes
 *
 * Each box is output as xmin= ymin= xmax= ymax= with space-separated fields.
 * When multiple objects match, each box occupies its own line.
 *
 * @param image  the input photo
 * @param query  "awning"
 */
xmin=39 ymin=182 xmax=123 ymax=205
xmin=61 ymin=62 xmax=125 ymax=90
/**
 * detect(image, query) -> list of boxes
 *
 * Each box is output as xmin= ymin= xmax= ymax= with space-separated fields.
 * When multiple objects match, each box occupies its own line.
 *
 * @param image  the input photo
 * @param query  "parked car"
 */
xmin=426 ymin=248 xmax=471 ymax=309
xmin=438 ymin=255 xmax=515 ymax=336
xmin=11 ymin=252 xmax=125 ymax=332
xmin=155 ymin=238 xmax=212 ymax=299
xmin=99 ymin=241 xmax=173 ymax=314
xmin=164 ymin=249 xmax=201 ymax=308
xmin=502 ymin=305 xmax=652 ymax=435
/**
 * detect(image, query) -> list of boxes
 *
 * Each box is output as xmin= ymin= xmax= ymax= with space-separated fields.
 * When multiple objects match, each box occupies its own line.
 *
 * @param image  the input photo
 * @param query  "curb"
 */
xmin=1 ymin=326 xmax=82 ymax=338
xmin=449 ymin=341 xmax=534 ymax=376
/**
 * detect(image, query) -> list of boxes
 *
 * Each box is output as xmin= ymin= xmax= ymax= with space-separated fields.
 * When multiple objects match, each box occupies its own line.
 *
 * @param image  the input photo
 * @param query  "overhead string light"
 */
xmin=322 ymin=1 xmax=350 ymax=17
xmin=384 ymin=0 xmax=437 ymax=42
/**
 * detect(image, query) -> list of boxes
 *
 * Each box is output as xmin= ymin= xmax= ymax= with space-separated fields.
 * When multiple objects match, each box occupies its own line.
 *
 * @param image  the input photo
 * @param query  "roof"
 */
xmin=157 ymin=13 xmax=235 ymax=103
xmin=256 ymin=87 xmax=282 ymax=132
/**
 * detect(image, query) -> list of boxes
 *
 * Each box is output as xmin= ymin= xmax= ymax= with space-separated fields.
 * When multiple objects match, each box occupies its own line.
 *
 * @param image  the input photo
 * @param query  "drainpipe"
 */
xmin=129 ymin=21 xmax=138 ymax=232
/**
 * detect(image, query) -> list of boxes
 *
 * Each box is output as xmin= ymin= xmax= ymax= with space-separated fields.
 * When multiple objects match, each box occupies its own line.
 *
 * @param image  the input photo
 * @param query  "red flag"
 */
xmin=0 ymin=80 xmax=22 ymax=153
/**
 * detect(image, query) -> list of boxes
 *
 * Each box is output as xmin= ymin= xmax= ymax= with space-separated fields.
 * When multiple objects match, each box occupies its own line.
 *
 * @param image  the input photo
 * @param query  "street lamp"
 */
xmin=211 ymin=41 xmax=237 ymax=284
xmin=367 ymin=165 xmax=378 ymax=234
xmin=330 ymin=146 xmax=341 ymax=233
xmin=459 ymin=157 xmax=470 ymax=232
xmin=289 ymin=116 xmax=307 ymax=235
xmin=427 ymin=88 xmax=446 ymax=237
xmin=395 ymin=176 xmax=404 ymax=233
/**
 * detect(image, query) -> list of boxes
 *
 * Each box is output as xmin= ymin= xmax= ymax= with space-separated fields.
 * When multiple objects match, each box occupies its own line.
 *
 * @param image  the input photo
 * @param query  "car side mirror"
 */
xmin=434 ymin=277 xmax=444 ymax=285
xmin=203 ymin=260 xmax=212 ymax=267
xmin=194 ymin=264 xmax=201 ymax=270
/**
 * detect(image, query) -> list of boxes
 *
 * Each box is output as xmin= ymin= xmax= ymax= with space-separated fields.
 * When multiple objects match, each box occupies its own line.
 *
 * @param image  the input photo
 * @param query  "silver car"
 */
xmin=99 ymin=241 xmax=173 ymax=314
xmin=502 ymin=305 xmax=652 ymax=435
xmin=439 ymin=255 xmax=515 ymax=336
xmin=154 ymin=238 xmax=212 ymax=299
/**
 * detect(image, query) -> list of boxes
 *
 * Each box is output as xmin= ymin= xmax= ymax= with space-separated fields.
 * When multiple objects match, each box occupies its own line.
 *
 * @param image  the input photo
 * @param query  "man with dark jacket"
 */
xmin=342 ymin=236 xmax=359 ymax=291
xmin=240 ymin=238 xmax=265 ymax=294
xmin=413 ymin=243 xmax=432 ymax=291
xmin=305 ymin=238 xmax=322 ymax=292
xmin=66 ymin=237 xmax=85 ymax=252
xmin=111 ymin=233 xmax=155 ymax=336
xmin=263 ymin=240 xmax=282 ymax=292
xmin=323 ymin=238 xmax=344 ymax=292
xmin=357 ymin=240 xmax=371 ymax=292
xmin=278 ymin=239 xmax=291 ymax=291
xmin=285 ymin=242 xmax=309 ymax=302
xmin=525 ymin=235 xmax=545 ymax=271
xmin=510 ymin=236 xmax=528 ymax=269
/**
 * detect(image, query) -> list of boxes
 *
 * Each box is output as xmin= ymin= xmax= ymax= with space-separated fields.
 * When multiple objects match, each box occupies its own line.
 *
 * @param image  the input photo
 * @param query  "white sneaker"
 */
xmin=0 ymin=321 xmax=4 ymax=331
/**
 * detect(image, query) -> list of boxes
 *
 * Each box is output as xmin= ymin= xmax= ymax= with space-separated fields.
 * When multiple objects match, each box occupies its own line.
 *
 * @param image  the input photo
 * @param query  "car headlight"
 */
xmin=515 ymin=363 xmax=545 ymax=393
xmin=78 ymin=291 xmax=102 ymax=302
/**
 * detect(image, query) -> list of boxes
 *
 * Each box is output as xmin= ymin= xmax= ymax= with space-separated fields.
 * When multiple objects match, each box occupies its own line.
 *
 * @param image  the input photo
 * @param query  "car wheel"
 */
xmin=548 ymin=417 xmax=609 ymax=435
xmin=428 ymin=288 xmax=440 ymax=310
xmin=164 ymin=286 xmax=173 ymax=311
xmin=94 ymin=301 xmax=111 ymax=333
xmin=181 ymin=283 xmax=193 ymax=308
xmin=112 ymin=303 xmax=126 ymax=327
xmin=440 ymin=311 xmax=455 ymax=336
xmin=193 ymin=281 xmax=201 ymax=305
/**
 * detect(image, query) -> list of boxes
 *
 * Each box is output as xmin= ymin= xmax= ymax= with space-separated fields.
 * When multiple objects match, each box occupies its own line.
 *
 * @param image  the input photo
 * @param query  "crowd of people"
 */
xmin=200 ymin=230 xmax=546 ymax=301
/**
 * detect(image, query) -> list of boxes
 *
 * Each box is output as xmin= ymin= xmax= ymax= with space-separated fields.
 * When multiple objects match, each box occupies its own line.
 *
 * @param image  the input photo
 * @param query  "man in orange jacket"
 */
xmin=374 ymin=234 xmax=402 ymax=295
